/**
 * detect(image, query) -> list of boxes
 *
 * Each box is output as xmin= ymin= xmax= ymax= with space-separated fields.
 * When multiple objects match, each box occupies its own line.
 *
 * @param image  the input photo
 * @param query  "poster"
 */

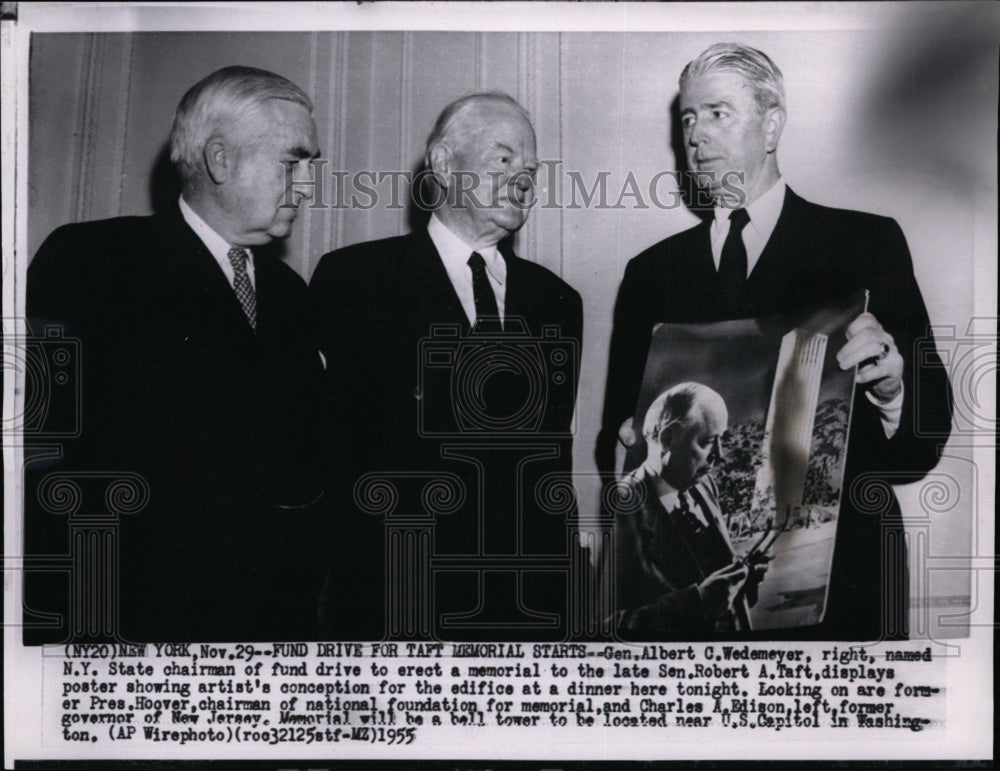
xmin=617 ymin=292 xmax=866 ymax=636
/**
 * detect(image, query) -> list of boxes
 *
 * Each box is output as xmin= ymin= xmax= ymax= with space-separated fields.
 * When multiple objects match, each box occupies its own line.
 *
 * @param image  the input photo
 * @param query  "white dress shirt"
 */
xmin=179 ymin=196 xmax=256 ymax=289
xmin=642 ymin=462 xmax=710 ymax=529
xmin=709 ymin=179 xmax=786 ymax=275
xmin=710 ymin=180 xmax=901 ymax=437
xmin=427 ymin=213 xmax=506 ymax=328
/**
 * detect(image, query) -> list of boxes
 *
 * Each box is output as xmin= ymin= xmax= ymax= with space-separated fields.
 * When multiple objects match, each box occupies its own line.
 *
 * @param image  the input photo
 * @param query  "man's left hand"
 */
xmin=837 ymin=312 xmax=904 ymax=403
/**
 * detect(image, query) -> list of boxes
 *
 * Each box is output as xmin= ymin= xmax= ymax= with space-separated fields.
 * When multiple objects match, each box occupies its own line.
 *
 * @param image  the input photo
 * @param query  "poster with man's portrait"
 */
xmin=617 ymin=292 xmax=867 ymax=636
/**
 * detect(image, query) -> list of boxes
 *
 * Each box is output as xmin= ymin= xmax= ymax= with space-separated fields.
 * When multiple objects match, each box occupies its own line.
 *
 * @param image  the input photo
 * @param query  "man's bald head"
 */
xmin=644 ymin=382 xmax=728 ymax=490
xmin=644 ymin=383 xmax=726 ymax=443
xmin=424 ymin=91 xmax=531 ymax=167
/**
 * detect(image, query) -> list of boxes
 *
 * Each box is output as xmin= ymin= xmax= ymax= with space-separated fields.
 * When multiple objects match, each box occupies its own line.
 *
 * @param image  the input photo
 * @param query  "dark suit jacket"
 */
xmin=309 ymin=228 xmax=583 ymax=640
xmin=600 ymin=188 xmax=952 ymax=641
xmin=25 ymin=205 xmax=328 ymax=643
xmin=613 ymin=468 xmax=750 ymax=640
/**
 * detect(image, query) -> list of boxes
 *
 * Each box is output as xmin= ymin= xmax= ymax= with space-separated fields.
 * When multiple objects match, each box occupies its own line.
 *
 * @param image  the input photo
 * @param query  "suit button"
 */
xmin=413 ymin=386 xmax=422 ymax=400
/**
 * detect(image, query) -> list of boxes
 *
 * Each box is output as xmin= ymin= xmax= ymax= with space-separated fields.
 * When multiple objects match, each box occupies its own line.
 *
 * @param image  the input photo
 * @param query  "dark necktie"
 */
xmin=227 ymin=246 xmax=257 ymax=332
xmin=467 ymin=251 xmax=502 ymax=334
xmin=677 ymin=490 xmax=706 ymax=535
xmin=718 ymin=208 xmax=750 ymax=308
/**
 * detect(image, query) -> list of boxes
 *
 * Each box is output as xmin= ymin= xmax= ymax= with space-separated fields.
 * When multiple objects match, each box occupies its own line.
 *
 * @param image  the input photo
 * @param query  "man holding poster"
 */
xmin=600 ymin=42 xmax=953 ymax=641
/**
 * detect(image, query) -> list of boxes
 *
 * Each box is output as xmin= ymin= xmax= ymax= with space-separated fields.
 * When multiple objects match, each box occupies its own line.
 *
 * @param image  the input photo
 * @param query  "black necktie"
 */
xmin=718 ymin=208 xmax=750 ymax=308
xmin=468 ymin=252 xmax=502 ymax=334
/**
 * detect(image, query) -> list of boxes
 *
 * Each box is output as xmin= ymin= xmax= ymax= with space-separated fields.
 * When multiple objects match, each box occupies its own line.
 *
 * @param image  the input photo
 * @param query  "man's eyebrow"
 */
xmin=493 ymin=141 xmax=515 ymax=154
xmin=682 ymin=100 xmax=734 ymax=113
xmin=286 ymin=145 xmax=319 ymax=159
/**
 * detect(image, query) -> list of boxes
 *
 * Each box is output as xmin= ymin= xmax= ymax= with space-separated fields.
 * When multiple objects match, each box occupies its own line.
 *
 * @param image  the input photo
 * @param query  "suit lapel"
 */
xmin=253 ymin=254 xmax=279 ymax=340
xmin=498 ymin=243 xmax=524 ymax=331
xmin=742 ymin=187 xmax=808 ymax=314
xmin=689 ymin=479 xmax=737 ymax=560
xmin=640 ymin=471 xmax=709 ymax=582
xmin=408 ymin=229 xmax=472 ymax=333
xmin=690 ymin=218 xmax=718 ymax=280
xmin=671 ymin=189 xmax=814 ymax=320
xmin=675 ymin=219 xmax=729 ymax=320
xmin=687 ymin=478 xmax=752 ymax=631
xmin=153 ymin=206 xmax=259 ymax=341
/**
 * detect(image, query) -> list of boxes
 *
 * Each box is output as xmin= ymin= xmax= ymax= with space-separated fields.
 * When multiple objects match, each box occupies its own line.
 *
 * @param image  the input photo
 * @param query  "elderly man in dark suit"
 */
xmin=600 ymin=43 xmax=952 ymax=641
xmin=310 ymin=92 xmax=582 ymax=640
xmin=25 ymin=66 xmax=327 ymax=642
xmin=613 ymin=382 xmax=767 ymax=640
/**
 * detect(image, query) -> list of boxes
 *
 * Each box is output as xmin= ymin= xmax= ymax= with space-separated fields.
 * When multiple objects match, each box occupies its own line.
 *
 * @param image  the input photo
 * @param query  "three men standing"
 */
xmin=24 ymin=43 xmax=951 ymax=644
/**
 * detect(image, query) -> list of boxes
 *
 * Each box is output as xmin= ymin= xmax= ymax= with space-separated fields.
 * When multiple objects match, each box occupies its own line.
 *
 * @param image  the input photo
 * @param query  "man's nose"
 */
xmin=709 ymin=437 xmax=724 ymax=463
xmin=687 ymin=121 xmax=707 ymax=148
xmin=291 ymin=162 xmax=316 ymax=201
xmin=512 ymin=170 xmax=534 ymax=193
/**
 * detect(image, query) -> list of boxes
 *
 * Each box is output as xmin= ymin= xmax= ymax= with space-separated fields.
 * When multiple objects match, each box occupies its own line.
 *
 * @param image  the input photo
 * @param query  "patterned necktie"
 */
xmin=677 ymin=490 xmax=706 ymax=535
xmin=227 ymin=246 xmax=257 ymax=332
xmin=467 ymin=251 xmax=502 ymax=334
xmin=718 ymin=207 xmax=750 ymax=308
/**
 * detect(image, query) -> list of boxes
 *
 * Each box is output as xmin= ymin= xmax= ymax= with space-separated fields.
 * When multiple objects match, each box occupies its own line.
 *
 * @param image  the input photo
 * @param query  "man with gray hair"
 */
xmin=26 ymin=66 xmax=328 ymax=642
xmin=612 ymin=382 xmax=765 ymax=640
xmin=600 ymin=43 xmax=952 ymax=640
xmin=310 ymin=91 xmax=582 ymax=640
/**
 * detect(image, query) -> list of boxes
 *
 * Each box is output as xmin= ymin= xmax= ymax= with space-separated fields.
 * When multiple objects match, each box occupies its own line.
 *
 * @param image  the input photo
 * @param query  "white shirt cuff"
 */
xmin=865 ymin=386 xmax=904 ymax=439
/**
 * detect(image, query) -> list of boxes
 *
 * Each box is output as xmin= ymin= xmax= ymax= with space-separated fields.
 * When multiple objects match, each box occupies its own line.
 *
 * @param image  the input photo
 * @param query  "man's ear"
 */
xmin=203 ymin=135 xmax=230 ymax=185
xmin=428 ymin=142 xmax=451 ymax=190
xmin=764 ymin=106 xmax=786 ymax=154
xmin=657 ymin=424 xmax=676 ymax=449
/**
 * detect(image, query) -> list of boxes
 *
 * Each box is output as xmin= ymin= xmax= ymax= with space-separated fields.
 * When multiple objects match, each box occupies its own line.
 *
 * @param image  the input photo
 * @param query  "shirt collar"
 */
xmin=641 ymin=462 xmax=712 ymax=527
xmin=713 ymin=178 xmax=786 ymax=241
xmin=428 ymin=213 xmax=506 ymax=286
xmin=178 ymin=195 xmax=253 ymax=266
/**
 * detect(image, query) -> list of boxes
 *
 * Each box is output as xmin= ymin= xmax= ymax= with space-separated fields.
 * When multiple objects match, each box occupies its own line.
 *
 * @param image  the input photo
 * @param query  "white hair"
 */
xmin=680 ymin=42 xmax=785 ymax=112
xmin=169 ymin=65 xmax=313 ymax=188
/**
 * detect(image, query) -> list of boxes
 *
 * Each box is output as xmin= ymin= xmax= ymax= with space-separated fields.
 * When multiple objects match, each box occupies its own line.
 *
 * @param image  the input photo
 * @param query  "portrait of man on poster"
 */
xmin=612 ymin=382 xmax=770 ymax=640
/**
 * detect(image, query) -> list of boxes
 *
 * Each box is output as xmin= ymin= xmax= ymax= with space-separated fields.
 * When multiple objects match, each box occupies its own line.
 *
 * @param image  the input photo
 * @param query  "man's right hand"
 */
xmin=697 ymin=562 xmax=749 ymax=619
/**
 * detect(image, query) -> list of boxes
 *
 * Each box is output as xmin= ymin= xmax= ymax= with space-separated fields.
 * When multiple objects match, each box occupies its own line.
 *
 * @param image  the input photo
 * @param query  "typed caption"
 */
xmin=50 ymin=641 xmax=945 ymax=751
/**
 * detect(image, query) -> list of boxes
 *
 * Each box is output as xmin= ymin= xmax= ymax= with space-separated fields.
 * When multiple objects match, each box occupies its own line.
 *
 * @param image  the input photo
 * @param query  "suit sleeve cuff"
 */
xmin=865 ymin=384 xmax=904 ymax=439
